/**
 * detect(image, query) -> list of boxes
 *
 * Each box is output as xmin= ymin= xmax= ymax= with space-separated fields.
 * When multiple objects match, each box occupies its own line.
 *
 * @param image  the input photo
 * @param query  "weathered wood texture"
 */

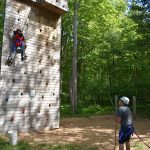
xmin=0 ymin=0 xmax=67 ymax=132
xmin=22 ymin=0 xmax=68 ymax=15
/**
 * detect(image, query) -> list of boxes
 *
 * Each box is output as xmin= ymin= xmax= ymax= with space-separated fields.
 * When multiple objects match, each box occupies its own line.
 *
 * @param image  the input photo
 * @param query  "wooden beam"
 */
xmin=17 ymin=0 xmax=68 ymax=15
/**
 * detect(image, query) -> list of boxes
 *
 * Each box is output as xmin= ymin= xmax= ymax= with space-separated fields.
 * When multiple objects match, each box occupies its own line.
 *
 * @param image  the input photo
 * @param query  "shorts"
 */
xmin=119 ymin=125 xmax=134 ymax=144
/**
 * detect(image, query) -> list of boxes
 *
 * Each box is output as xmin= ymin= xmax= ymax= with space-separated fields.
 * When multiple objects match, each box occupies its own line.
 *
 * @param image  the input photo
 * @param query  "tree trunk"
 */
xmin=70 ymin=0 xmax=79 ymax=114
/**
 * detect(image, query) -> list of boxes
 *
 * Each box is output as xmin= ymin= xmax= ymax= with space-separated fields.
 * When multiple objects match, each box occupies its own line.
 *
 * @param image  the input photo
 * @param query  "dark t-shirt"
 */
xmin=116 ymin=106 xmax=133 ymax=126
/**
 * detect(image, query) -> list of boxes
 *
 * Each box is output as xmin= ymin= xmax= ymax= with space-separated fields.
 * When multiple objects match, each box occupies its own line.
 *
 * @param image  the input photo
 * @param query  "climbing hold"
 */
xmin=10 ymin=116 xmax=14 ymax=122
xmin=17 ymin=10 xmax=19 ymax=13
xmin=24 ymin=72 xmax=26 ymax=74
xmin=40 ymin=70 xmax=42 ymax=74
xmin=21 ymin=108 xmax=25 ymax=113
xmin=53 ymin=93 xmax=55 ymax=96
xmin=40 ymin=29 xmax=42 ymax=32
xmin=12 ymin=79 xmax=15 ymax=83
xmin=5 ymin=97 xmax=9 ymax=102
xmin=49 ymin=104 xmax=51 ymax=107
xmin=39 ymin=59 xmax=41 ymax=63
xmin=42 ymin=95 xmax=44 ymax=99
xmin=21 ymin=92 xmax=23 ymax=96
xmin=48 ymin=56 xmax=50 ymax=59
xmin=46 ymin=81 xmax=49 ymax=85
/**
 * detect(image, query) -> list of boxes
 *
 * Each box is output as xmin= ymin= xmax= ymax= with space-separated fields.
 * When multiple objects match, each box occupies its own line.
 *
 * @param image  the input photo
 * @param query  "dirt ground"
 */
xmin=19 ymin=115 xmax=150 ymax=150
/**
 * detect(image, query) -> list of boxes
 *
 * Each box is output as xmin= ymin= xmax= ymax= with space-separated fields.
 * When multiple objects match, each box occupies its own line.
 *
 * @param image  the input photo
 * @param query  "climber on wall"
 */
xmin=6 ymin=28 xmax=27 ymax=66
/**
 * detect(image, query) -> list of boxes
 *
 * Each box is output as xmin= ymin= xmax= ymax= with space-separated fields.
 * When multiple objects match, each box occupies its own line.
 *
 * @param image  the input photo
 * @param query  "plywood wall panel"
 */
xmin=0 ymin=0 xmax=65 ymax=132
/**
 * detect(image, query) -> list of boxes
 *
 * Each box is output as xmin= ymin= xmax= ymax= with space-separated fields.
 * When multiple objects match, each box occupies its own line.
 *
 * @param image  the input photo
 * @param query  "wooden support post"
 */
xmin=36 ymin=0 xmax=45 ymax=3
xmin=115 ymin=95 xmax=118 ymax=112
xmin=132 ymin=96 xmax=136 ymax=120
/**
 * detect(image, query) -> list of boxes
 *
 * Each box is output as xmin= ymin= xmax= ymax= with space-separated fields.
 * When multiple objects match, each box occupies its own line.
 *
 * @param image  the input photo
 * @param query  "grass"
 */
xmin=0 ymin=139 xmax=31 ymax=150
xmin=0 ymin=103 xmax=149 ymax=150
xmin=0 ymin=104 xmax=115 ymax=150
xmin=132 ymin=141 xmax=149 ymax=150
xmin=0 ymin=137 xmax=99 ymax=150
xmin=0 ymin=137 xmax=148 ymax=150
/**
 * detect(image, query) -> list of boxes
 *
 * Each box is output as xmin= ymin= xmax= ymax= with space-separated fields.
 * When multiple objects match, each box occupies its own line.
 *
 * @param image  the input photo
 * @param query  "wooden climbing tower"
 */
xmin=0 ymin=0 xmax=68 ymax=132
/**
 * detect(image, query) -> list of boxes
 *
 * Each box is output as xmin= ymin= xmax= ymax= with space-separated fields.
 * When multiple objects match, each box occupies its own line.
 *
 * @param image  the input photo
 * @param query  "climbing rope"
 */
xmin=134 ymin=131 xmax=150 ymax=149
xmin=21 ymin=7 xmax=31 ymax=32
xmin=113 ymin=124 xmax=117 ymax=150
xmin=108 ymin=94 xmax=115 ymax=111
xmin=113 ymin=126 xmax=150 ymax=149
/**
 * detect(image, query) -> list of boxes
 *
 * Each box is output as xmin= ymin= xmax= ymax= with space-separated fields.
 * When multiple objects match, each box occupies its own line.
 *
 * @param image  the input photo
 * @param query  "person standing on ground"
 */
xmin=115 ymin=96 xmax=134 ymax=150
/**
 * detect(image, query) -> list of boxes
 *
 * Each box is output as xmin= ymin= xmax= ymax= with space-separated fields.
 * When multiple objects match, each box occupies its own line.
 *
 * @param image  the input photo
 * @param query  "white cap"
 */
xmin=120 ymin=96 xmax=130 ymax=105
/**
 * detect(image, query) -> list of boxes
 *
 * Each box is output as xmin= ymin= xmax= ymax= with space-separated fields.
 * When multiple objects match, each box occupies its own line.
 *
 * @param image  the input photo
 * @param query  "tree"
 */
xmin=70 ymin=0 xmax=82 ymax=114
xmin=0 ymin=0 xmax=5 ymax=40
xmin=61 ymin=0 xmax=141 ymax=108
xmin=0 ymin=0 xmax=6 ymax=70
xmin=128 ymin=0 xmax=150 ymax=98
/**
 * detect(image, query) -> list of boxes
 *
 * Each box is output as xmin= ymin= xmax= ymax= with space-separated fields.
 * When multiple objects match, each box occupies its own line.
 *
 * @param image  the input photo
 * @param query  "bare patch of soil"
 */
xmin=19 ymin=115 xmax=150 ymax=150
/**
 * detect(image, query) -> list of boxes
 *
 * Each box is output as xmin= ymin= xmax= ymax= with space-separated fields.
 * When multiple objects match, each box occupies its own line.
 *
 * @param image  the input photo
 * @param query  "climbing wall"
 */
xmin=0 ymin=0 xmax=68 ymax=132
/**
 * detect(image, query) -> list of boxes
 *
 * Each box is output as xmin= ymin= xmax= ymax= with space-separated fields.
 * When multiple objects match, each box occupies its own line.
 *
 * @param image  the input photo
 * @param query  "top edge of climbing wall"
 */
xmin=14 ymin=0 xmax=68 ymax=15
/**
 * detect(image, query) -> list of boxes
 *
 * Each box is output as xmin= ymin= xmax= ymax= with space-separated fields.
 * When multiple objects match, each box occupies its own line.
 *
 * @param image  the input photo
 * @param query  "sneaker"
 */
xmin=6 ymin=59 xmax=13 ymax=66
xmin=21 ymin=55 xmax=27 ymax=61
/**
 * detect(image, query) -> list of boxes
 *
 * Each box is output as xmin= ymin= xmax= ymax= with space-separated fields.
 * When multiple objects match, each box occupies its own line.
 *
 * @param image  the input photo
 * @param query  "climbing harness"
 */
xmin=134 ymin=131 xmax=150 ymax=149
xmin=4 ymin=0 xmax=44 ymax=66
xmin=6 ymin=29 xmax=27 ymax=66
xmin=14 ymin=29 xmax=24 ymax=46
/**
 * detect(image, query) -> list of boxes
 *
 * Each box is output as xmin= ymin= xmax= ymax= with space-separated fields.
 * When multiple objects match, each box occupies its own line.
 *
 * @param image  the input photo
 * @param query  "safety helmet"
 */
xmin=120 ymin=96 xmax=130 ymax=105
xmin=16 ymin=29 xmax=22 ymax=32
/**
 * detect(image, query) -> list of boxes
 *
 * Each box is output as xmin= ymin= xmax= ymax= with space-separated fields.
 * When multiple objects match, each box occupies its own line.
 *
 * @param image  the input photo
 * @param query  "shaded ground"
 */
xmin=18 ymin=115 xmax=150 ymax=150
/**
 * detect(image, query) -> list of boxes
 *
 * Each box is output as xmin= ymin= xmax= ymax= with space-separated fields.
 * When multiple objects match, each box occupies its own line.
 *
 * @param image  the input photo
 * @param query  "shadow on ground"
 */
xmin=2 ymin=115 xmax=150 ymax=150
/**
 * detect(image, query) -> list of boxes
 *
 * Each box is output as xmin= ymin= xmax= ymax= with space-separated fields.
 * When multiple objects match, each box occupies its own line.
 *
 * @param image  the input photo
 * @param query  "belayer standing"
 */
xmin=115 ymin=96 xmax=134 ymax=150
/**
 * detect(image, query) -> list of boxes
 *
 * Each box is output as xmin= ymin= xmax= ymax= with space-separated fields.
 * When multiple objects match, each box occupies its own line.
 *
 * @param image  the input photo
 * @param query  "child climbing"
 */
xmin=6 ymin=28 xmax=27 ymax=66
xmin=115 ymin=96 xmax=134 ymax=150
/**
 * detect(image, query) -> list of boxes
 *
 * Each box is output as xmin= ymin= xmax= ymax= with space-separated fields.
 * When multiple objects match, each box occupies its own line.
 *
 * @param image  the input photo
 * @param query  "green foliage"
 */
xmin=132 ymin=141 xmax=147 ymax=150
xmin=0 ymin=139 xmax=31 ymax=150
xmin=61 ymin=0 xmax=150 ymax=110
xmin=60 ymin=104 xmax=72 ymax=116
xmin=60 ymin=104 xmax=113 ymax=117
xmin=137 ymin=102 xmax=150 ymax=117
xmin=82 ymin=105 xmax=113 ymax=115
xmin=0 ymin=0 xmax=5 ymax=43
